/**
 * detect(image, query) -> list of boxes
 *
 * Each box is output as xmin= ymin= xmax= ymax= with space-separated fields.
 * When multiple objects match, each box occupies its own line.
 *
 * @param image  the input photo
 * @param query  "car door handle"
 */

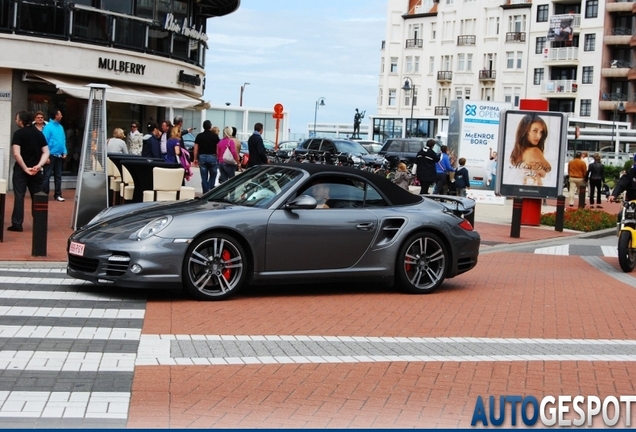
xmin=356 ymin=222 xmax=375 ymax=231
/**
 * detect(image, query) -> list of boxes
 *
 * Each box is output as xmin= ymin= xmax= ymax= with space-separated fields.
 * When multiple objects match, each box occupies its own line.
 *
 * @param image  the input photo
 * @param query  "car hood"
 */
xmin=360 ymin=154 xmax=387 ymax=165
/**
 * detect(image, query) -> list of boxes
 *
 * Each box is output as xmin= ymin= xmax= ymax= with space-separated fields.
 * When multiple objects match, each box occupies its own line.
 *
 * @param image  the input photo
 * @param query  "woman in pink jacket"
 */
xmin=217 ymin=126 xmax=240 ymax=183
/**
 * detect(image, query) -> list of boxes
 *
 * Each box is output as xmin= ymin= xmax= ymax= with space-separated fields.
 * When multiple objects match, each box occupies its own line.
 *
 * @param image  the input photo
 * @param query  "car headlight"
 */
xmin=135 ymin=216 xmax=172 ymax=241
xmin=350 ymin=155 xmax=363 ymax=164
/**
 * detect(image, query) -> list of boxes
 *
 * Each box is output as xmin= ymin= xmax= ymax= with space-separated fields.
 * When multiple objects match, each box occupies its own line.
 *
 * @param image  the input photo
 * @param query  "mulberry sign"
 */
xmin=98 ymin=58 xmax=146 ymax=75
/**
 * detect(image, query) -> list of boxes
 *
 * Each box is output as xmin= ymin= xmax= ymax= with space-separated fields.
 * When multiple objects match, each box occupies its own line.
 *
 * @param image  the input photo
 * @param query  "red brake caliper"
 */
xmin=222 ymin=249 xmax=232 ymax=280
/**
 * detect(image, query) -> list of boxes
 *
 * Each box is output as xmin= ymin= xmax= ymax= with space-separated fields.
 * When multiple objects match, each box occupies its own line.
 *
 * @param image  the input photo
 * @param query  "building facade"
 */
xmin=0 ymin=0 xmax=239 ymax=182
xmin=376 ymin=0 xmax=634 ymax=154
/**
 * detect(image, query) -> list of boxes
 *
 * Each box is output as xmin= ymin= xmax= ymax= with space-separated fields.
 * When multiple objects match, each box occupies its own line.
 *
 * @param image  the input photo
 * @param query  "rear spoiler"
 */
xmin=426 ymin=195 xmax=475 ymax=221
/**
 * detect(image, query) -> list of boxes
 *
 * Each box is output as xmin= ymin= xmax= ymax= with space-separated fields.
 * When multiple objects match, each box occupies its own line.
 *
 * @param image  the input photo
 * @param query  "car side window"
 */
xmin=408 ymin=141 xmax=423 ymax=152
xmin=307 ymin=139 xmax=321 ymax=151
xmin=364 ymin=183 xmax=388 ymax=208
xmin=387 ymin=141 xmax=403 ymax=152
xmin=321 ymin=141 xmax=336 ymax=153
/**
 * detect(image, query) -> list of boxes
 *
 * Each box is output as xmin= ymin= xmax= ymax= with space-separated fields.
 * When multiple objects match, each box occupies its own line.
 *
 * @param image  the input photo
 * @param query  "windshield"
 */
xmin=334 ymin=140 xmax=370 ymax=155
xmin=204 ymin=167 xmax=303 ymax=208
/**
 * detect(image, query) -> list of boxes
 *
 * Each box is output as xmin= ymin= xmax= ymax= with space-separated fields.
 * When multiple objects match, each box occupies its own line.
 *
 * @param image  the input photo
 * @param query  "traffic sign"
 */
xmin=274 ymin=103 xmax=284 ymax=114
xmin=272 ymin=113 xmax=284 ymax=119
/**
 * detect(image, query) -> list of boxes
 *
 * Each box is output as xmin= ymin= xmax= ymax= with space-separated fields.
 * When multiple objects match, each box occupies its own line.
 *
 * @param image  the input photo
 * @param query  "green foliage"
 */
xmin=540 ymin=208 xmax=617 ymax=232
xmin=625 ymin=160 xmax=634 ymax=172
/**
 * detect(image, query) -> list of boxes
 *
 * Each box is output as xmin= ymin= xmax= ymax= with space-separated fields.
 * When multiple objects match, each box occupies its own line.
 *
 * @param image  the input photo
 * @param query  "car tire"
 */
xmin=396 ymin=232 xmax=447 ymax=294
xmin=183 ymin=232 xmax=248 ymax=300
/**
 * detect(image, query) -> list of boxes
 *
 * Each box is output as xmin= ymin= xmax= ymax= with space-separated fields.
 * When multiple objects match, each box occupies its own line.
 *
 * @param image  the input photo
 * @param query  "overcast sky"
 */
xmin=204 ymin=0 xmax=387 ymax=136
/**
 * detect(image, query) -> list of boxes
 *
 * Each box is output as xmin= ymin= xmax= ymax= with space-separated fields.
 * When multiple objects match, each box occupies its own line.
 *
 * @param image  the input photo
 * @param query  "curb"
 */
xmin=480 ymin=228 xmax=615 ymax=254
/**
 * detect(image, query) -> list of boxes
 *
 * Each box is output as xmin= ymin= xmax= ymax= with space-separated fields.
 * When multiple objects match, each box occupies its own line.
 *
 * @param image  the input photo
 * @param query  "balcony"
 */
xmin=437 ymin=71 xmax=453 ymax=82
xmin=605 ymin=28 xmax=633 ymax=46
xmin=479 ymin=69 xmax=496 ymax=81
xmin=599 ymin=94 xmax=629 ymax=112
xmin=544 ymin=47 xmax=579 ymax=63
xmin=405 ymin=38 xmax=423 ymax=48
xmin=603 ymin=60 xmax=632 ymax=78
xmin=505 ymin=32 xmax=526 ymax=43
xmin=606 ymin=1 xmax=635 ymax=13
xmin=541 ymin=79 xmax=578 ymax=96
xmin=435 ymin=106 xmax=449 ymax=116
xmin=457 ymin=35 xmax=476 ymax=46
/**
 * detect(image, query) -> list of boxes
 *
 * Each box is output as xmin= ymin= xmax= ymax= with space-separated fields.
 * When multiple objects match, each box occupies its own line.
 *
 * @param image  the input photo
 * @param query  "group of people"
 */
xmin=191 ymin=121 xmax=268 ymax=194
xmin=567 ymin=151 xmax=608 ymax=208
xmin=405 ymin=139 xmax=471 ymax=197
xmin=8 ymin=108 xmax=67 ymax=232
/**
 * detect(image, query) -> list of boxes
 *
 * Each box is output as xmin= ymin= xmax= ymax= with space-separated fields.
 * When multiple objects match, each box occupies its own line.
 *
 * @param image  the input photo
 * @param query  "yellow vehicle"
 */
xmin=618 ymin=200 xmax=636 ymax=272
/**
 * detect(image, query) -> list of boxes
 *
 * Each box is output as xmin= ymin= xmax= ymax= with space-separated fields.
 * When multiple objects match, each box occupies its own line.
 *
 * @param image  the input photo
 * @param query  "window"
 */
xmin=429 ymin=56 xmax=435 ymax=74
xmin=378 ymin=88 xmax=383 ymax=106
xmin=536 ymin=37 xmax=546 ymax=54
xmin=456 ymin=87 xmax=463 ymax=99
xmin=580 ymin=99 xmax=591 ymax=116
xmin=516 ymin=51 xmax=523 ymax=69
xmin=584 ymin=34 xmax=596 ymax=51
xmin=388 ymin=89 xmax=396 ymax=106
xmin=481 ymin=87 xmax=494 ymax=101
xmin=457 ymin=53 xmax=465 ymax=71
xmin=443 ymin=20 xmax=454 ymax=40
xmin=414 ymin=56 xmax=420 ymax=72
xmin=442 ymin=55 xmax=452 ymax=70
xmin=509 ymin=15 xmax=526 ymax=32
xmin=585 ymin=0 xmax=598 ymax=18
xmin=380 ymin=58 xmax=385 ymax=73
xmin=582 ymin=66 xmax=593 ymax=84
xmin=406 ymin=56 xmax=413 ymax=73
xmin=460 ymin=19 xmax=476 ymax=35
xmin=409 ymin=23 xmax=421 ymax=39
xmin=504 ymin=87 xmax=512 ymax=104
xmin=465 ymin=88 xmax=471 ymax=100
xmin=466 ymin=54 xmax=473 ymax=71
xmin=427 ymin=88 xmax=432 ymax=106
xmin=533 ymin=68 xmax=544 ymax=85
xmin=413 ymin=88 xmax=418 ymax=107
xmin=390 ymin=57 xmax=398 ymax=73
xmin=431 ymin=22 xmax=436 ymax=40
xmin=405 ymin=89 xmax=411 ymax=107
xmin=506 ymin=52 xmax=514 ymax=69
xmin=537 ymin=5 xmax=548 ymax=22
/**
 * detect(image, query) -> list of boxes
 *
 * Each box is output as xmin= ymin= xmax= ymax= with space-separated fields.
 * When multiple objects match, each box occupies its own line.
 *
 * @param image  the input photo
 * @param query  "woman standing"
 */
xmin=164 ymin=125 xmax=182 ymax=163
xmin=106 ymin=128 xmax=128 ymax=154
xmin=216 ymin=126 xmax=240 ymax=183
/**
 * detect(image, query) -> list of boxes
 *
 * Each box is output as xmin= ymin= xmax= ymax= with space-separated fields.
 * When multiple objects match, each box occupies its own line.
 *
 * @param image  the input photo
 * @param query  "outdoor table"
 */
xmin=120 ymin=159 xmax=181 ymax=203
xmin=107 ymin=153 xmax=163 ymax=178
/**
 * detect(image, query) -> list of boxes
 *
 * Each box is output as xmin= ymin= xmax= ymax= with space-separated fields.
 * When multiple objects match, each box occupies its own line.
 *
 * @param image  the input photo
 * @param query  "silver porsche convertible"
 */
xmin=67 ymin=163 xmax=480 ymax=300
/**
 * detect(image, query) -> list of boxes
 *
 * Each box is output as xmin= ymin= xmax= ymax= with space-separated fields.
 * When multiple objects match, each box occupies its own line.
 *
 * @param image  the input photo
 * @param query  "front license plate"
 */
xmin=69 ymin=241 xmax=85 ymax=257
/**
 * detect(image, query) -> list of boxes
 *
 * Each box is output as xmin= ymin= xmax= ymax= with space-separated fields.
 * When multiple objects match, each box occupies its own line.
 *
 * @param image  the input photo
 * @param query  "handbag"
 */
xmin=222 ymin=141 xmax=236 ymax=165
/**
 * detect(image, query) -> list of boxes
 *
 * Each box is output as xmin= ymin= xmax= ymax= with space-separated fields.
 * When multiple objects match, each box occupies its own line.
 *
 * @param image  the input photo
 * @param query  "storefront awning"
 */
xmin=31 ymin=73 xmax=208 ymax=109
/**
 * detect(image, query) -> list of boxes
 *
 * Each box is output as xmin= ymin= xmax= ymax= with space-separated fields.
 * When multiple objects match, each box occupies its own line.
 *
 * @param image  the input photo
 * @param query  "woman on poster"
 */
xmin=508 ymin=114 xmax=552 ymax=186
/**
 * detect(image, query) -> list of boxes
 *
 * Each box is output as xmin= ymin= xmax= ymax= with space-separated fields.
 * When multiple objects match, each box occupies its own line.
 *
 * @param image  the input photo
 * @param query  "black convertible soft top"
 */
xmin=276 ymin=162 xmax=424 ymax=206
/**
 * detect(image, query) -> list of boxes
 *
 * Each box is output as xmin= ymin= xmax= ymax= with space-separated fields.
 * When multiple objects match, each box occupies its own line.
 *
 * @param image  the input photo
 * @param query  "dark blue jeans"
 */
xmin=198 ymin=154 xmax=218 ymax=193
xmin=219 ymin=163 xmax=236 ymax=184
xmin=42 ymin=155 xmax=64 ymax=198
xmin=11 ymin=166 xmax=43 ymax=226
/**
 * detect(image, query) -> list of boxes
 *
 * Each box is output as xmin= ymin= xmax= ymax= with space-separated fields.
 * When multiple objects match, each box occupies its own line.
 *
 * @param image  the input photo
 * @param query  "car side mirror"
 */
xmin=285 ymin=195 xmax=318 ymax=210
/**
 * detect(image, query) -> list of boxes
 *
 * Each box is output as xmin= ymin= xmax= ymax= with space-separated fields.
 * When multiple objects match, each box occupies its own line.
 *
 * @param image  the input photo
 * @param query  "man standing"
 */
xmin=127 ymin=121 xmax=143 ymax=155
xmin=8 ymin=110 xmax=50 ymax=232
xmin=193 ymin=120 xmax=219 ymax=193
xmin=414 ymin=139 xmax=440 ymax=194
xmin=159 ymin=120 xmax=171 ymax=158
xmin=42 ymin=108 xmax=66 ymax=202
xmin=568 ymin=151 xmax=588 ymax=207
xmin=247 ymin=122 xmax=268 ymax=167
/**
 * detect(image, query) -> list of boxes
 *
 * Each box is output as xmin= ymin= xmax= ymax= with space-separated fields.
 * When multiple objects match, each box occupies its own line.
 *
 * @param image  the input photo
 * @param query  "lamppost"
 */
xmin=313 ymin=97 xmax=326 ymax=136
xmin=401 ymin=77 xmax=415 ymax=137
xmin=239 ymin=82 xmax=250 ymax=107
xmin=612 ymin=100 xmax=625 ymax=152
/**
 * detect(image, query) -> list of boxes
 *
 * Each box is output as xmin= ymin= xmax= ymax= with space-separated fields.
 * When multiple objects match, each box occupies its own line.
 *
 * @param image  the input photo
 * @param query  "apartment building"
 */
xmin=375 ymin=0 xmax=632 ymax=152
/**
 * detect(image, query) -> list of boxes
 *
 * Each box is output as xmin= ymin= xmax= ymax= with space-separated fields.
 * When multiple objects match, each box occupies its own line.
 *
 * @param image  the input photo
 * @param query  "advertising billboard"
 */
xmin=446 ymin=100 xmax=511 ymax=190
xmin=496 ymin=110 xmax=567 ymax=198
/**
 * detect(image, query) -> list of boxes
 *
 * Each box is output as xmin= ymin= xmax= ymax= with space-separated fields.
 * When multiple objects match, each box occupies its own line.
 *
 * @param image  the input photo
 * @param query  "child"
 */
xmin=454 ymin=157 xmax=470 ymax=197
xmin=393 ymin=162 xmax=413 ymax=191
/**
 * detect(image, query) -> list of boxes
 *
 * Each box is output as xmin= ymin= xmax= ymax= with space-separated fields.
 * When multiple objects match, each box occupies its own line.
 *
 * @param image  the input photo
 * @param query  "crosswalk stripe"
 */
xmin=602 ymin=245 xmax=618 ymax=257
xmin=534 ymin=244 xmax=569 ymax=255
xmin=0 ymin=277 xmax=88 ymax=285
xmin=0 ymin=351 xmax=136 ymax=372
xmin=0 ymin=325 xmax=141 ymax=340
xmin=0 ymin=306 xmax=144 ymax=319
xmin=0 ymin=290 xmax=128 ymax=301
xmin=0 ymin=391 xmax=130 ymax=418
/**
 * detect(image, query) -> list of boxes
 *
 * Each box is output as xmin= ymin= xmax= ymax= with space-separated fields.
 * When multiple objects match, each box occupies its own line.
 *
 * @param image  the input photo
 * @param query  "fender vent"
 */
xmin=375 ymin=218 xmax=406 ymax=247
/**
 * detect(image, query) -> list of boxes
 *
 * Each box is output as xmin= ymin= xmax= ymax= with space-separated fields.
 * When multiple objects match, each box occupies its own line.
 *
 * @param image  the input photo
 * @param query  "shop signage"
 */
xmin=98 ymin=57 xmax=146 ymax=75
xmin=0 ymin=91 xmax=11 ymax=101
xmin=164 ymin=14 xmax=208 ymax=45
xmin=178 ymin=70 xmax=201 ymax=86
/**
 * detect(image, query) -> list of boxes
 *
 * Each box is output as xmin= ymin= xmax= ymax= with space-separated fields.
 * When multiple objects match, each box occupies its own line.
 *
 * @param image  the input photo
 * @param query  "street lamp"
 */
xmin=239 ymin=82 xmax=250 ymax=107
xmin=313 ymin=97 xmax=326 ymax=136
xmin=612 ymin=100 xmax=625 ymax=152
xmin=402 ymin=77 xmax=415 ymax=137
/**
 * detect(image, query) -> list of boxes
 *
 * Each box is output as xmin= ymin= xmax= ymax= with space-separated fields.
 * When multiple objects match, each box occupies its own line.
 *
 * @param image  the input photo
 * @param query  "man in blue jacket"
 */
xmin=42 ymin=108 xmax=67 ymax=202
xmin=434 ymin=145 xmax=454 ymax=195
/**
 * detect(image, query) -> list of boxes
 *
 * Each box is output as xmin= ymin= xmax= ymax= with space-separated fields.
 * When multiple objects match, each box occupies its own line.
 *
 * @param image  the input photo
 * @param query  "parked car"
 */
xmin=66 ymin=163 xmax=480 ymax=300
xmin=240 ymin=140 xmax=276 ymax=167
xmin=182 ymin=132 xmax=196 ymax=151
xmin=295 ymin=138 xmax=386 ymax=167
xmin=378 ymin=137 xmax=438 ymax=167
xmin=275 ymin=140 xmax=302 ymax=160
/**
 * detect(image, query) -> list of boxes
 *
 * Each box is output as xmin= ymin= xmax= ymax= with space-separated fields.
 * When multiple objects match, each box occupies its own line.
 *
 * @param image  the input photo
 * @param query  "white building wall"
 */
xmin=0 ymin=69 xmax=11 ymax=180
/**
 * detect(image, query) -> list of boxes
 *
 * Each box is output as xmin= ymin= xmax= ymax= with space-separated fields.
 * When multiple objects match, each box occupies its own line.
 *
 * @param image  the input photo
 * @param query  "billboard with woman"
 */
xmin=496 ymin=110 xmax=567 ymax=198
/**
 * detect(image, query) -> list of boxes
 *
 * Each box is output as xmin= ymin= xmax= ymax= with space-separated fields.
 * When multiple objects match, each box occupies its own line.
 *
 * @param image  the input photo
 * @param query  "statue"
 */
xmin=353 ymin=108 xmax=365 ymax=139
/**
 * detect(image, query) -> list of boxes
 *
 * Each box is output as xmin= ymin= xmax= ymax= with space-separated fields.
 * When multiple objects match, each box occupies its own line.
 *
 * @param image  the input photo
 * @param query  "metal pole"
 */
xmin=313 ymin=100 xmax=318 ymax=136
xmin=240 ymin=86 xmax=244 ymax=107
